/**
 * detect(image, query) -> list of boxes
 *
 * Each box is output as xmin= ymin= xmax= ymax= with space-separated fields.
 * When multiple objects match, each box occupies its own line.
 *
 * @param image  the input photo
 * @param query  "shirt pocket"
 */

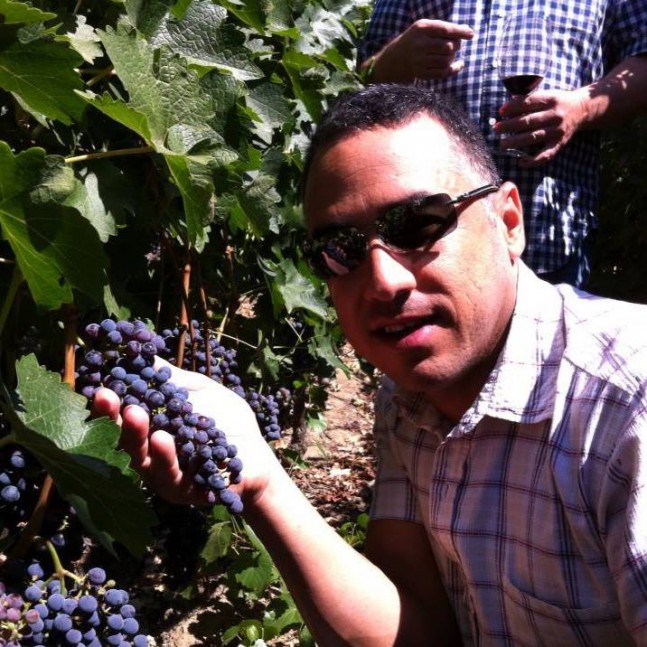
xmin=500 ymin=575 xmax=633 ymax=646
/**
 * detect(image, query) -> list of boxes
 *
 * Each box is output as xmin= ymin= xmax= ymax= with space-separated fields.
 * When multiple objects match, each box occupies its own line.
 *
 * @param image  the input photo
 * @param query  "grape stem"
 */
xmin=44 ymin=539 xmax=84 ymax=592
xmin=62 ymin=305 xmax=77 ymax=386
xmin=11 ymin=475 xmax=55 ymax=560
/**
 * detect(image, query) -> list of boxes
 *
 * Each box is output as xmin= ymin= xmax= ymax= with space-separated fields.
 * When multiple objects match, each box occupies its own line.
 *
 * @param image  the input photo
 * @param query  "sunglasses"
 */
xmin=304 ymin=183 xmax=500 ymax=279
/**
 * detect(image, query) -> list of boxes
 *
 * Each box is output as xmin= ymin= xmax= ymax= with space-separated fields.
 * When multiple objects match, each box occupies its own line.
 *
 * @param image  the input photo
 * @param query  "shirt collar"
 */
xmin=393 ymin=262 xmax=566 ymax=432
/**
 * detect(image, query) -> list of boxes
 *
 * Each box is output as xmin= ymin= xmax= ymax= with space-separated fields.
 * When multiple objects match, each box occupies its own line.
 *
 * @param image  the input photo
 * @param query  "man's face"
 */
xmin=304 ymin=116 xmax=524 ymax=419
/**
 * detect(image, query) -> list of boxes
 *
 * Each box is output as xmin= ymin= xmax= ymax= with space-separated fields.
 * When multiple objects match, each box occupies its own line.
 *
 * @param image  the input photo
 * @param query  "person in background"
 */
xmin=357 ymin=1 xmax=647 ymax=287
xmin=96 ymin=85 xmax=647 ymax=646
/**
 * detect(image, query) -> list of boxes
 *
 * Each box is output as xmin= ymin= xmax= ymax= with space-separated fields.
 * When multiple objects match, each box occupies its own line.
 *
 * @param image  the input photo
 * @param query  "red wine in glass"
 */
xmin=503 ymin=73 xmax=544 ymax=96
xmin=496 ymin=12 xmax=552 ymax=157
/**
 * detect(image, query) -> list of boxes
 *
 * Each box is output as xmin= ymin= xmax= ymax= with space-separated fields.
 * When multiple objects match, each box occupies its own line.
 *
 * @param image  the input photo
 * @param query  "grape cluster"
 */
xmin=245 ymin=391 xmax=282 ymax=441
xmin=0 ymin=563 xmax=150 ymax=646
xmin=0 ymin=414 xmax=41 ymax=525
xmin=160 ymin=323 xmax=244 ymax=396
xmin=161 ymin=322 xmax=291 ymax=442
xmin=76 ymin=319 xmax=243 ymax=515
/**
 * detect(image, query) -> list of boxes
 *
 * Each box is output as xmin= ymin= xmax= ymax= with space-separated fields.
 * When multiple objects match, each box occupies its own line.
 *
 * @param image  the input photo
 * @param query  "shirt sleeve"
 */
xmin=599 ymin=401 xmax=647 ymax=640
xmin=603 ymin=0 xmax=647 ymax=66
xmin=357 ymin=0 xmax=414 ymax=63
xmin=370 ymin=378 xmax=423 ymax=524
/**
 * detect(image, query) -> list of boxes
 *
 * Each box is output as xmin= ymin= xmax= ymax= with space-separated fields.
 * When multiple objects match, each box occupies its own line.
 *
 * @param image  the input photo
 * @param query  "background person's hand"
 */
xmin=494 ymin=88 xmax=590 ymax=167
xmin=368 ymin=19 xmax=474 ymax=83
xmin=92 ymin=358 xmax=279 ymax=508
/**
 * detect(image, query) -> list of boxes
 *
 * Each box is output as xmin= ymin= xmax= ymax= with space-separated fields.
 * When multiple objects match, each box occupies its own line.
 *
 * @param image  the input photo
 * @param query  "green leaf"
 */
xmin=164 ymin=151 xmax=214 ymax=251
xmin=200 ymin=521 xmax=233 ymax=564
xmin=310 ymin=319 xmax=347 ymax=372
xmin=0 ymin=0 xmax=56 ymax=25
xmin=0 ymin=144 xmax=109 ymax=309
xmin=6 ymin=356 xmax=156 ymax=556
xmin=64 ymin=161 xmax=134 ymax=242
xmin=99 ymin=23 xmax=216 ymax=148
xmin=263 ymin=604 xmax=302 ymax=636
xmin=78 ymin=92 xmax=154 ymax=142
xmin=246 ymin=82 xmax=293 ymax=144
xmin=146 ymin=0 xmax=264 ymax=81
xmin=234 ymin=175 xmax=281 ymax=237
xmin=64 ymin=15 xmax=103 ymax=64
xmin=268 ymin=257 xmax=328 ymax=318
xmin=0 ymin=35 xmax=86 ymax=124
xmin=281 ymin=49 xmax=324 ymax=121
xmin=232 ymin=550 xmax=276 ymax=594
xmin=219 ymin=0 xmax=294 ymax=35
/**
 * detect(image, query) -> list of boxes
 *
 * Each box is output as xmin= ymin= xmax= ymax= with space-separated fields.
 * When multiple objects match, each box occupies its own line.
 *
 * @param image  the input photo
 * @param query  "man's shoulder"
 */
xmin=558 ymin=285 xmax=647 ymax=392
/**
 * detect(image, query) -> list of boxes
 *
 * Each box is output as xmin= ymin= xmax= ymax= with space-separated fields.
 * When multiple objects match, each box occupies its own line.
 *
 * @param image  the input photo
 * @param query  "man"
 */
xmin=357 ymin=1 xmax=647 ymax=287
xmin=96 ymin=85 xmax=647 ymax=645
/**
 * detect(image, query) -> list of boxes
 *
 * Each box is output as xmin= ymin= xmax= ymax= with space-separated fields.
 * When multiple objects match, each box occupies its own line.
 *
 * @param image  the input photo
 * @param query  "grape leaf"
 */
xmin=246 ymin=82 xmax=293 ymax=144
xmin=64 ymin=162 xmax=136 ymax=243
xmin=99 ymin=22 xmax=216 ymax=148
xmin=7 ymin=355 xmax=156 ymax=556
xmin=232 ymin=174 xmax=281 ymax=237
xmin=0 ymin=144 xmax=109 ymax=309
xmin=164 ymin=152 xmax=214 ymax=251
xmin=200 ymin=521 xmax=233 ymax=563
xmin=0 ymin=36 xmax=86 ymax=124
xmin=78 ymin=92 xmax=154 ymax=143
xmin=0 ymin=0 xmax=56 ymax=25
xmin=145 ymin=0 xmax=264 ymax=81
xmin=231 ymin=550 xmax=276 ymax=595
xmin=267 ymin=257 xmax=329 ymax=318
xmin=282 ymin=48 xmax=324 ymax=120
xmin=64 ymin=15 xmax=103 ymax=64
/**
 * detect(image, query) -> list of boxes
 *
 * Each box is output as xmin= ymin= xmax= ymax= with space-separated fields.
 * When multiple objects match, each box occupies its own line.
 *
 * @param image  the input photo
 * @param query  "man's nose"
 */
xmin=363 ymin=239 xmax=417 ymax=302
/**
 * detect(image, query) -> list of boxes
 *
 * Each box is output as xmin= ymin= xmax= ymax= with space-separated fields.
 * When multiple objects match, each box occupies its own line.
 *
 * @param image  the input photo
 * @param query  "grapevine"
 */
xmin=0 ymin=0 xmax=367 ymax=642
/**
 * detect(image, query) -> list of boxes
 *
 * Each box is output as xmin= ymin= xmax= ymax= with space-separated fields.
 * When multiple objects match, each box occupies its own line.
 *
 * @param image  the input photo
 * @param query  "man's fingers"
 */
xmin=147 ymin=430 xmax=212 ymax=505
xmin=91 ymin=387 xmax=122 ymax=422
xmin=415 ymin=19 xmax=474 ymax=41
xmin=119 ymin=404 xmax=152 ymax=470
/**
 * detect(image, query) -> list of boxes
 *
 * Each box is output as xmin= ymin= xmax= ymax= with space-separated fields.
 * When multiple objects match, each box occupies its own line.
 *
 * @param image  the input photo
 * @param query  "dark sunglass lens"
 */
xmin=378 ymin=200 xmax=454 ymax=250
xmin=309 ymin=229 xmax=366 ymax=277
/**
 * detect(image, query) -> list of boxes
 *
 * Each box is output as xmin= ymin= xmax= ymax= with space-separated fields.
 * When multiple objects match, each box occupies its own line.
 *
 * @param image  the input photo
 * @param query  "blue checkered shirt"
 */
xmin=359 ymin=1 xmax=647 ymax=273
xmin=371 ymin=263 xmax=647 ymax=645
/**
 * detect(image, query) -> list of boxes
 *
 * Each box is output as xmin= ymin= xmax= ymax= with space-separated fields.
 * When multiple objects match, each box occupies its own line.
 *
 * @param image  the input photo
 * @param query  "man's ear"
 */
xmin=497 ymin=181 xmax=525 ymax=261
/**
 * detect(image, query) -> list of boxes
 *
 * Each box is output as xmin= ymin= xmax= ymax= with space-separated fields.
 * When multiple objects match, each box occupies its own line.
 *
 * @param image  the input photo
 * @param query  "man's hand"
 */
xmin=494 ymin=88 xmax=590 ymax=167
xmin=367 ymin=19 xmax=474 ymax=83
xmin=92 ymin=358 xmax=278 ymax=507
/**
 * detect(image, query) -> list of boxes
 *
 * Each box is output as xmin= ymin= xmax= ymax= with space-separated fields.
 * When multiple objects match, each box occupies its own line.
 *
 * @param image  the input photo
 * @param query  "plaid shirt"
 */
xmin=372 ymin=262 xmax=647 ymax=645
xmin=358 ymin=0 xmax=647 ymax=273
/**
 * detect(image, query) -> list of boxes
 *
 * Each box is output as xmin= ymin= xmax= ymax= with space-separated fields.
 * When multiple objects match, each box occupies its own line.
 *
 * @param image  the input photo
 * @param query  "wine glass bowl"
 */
xmin=497 ymin=12 xmax=553 ymax=95
xmin=496 ymin=12 xmax=553 ymax=157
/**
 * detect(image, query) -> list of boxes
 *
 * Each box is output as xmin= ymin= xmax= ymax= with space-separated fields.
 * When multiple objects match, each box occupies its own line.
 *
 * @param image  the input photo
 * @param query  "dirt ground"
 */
xmin=154 ymin=357 xmax=379 ymax=646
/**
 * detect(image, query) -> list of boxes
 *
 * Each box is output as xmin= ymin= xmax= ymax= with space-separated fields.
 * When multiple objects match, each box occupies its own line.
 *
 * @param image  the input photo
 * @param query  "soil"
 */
xmin=141 ymin=355 xmax=379 ymax=646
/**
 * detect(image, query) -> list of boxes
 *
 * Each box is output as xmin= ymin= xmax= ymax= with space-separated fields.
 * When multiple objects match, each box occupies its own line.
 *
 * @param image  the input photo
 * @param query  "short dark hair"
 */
xmin=302 ymin=84 xmax=500 ymax=194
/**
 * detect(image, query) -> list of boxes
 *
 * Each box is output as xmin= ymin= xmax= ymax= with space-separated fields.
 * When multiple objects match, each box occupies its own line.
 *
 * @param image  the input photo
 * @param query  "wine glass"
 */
xmin=495 ymin=12 xmax=553 ymax=158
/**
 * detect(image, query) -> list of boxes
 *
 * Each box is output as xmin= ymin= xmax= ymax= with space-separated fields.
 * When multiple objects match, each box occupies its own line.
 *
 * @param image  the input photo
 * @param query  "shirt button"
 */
xmin=492 ymin=60 xmax=499 ymax=69
xmin=497 ymin=9 xmax=506 ymax=18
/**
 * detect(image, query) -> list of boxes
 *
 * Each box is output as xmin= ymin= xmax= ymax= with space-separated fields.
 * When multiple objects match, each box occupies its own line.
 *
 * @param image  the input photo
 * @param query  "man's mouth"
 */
xmin=380 ymin=315 xmax=440 ymax=336
xmin=383 ymin=321 xmax=422 ymax=334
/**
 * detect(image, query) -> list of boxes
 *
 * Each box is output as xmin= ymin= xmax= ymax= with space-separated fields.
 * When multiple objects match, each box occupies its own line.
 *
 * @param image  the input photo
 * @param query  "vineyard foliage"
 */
xmin=0 ymin=0 xmax=370 ymax=642
xmin=0 ymin=0 xmax=369 ymax=541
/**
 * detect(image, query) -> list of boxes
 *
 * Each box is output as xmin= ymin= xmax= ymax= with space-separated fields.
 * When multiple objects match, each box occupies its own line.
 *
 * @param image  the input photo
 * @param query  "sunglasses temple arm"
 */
xmin=450 ymin=184 xmax=500 ymax=205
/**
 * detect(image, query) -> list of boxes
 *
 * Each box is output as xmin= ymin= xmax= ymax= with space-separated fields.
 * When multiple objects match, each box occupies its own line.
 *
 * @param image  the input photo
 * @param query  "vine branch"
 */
xmin=65 ymin=146 xmax=154 ymax=165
